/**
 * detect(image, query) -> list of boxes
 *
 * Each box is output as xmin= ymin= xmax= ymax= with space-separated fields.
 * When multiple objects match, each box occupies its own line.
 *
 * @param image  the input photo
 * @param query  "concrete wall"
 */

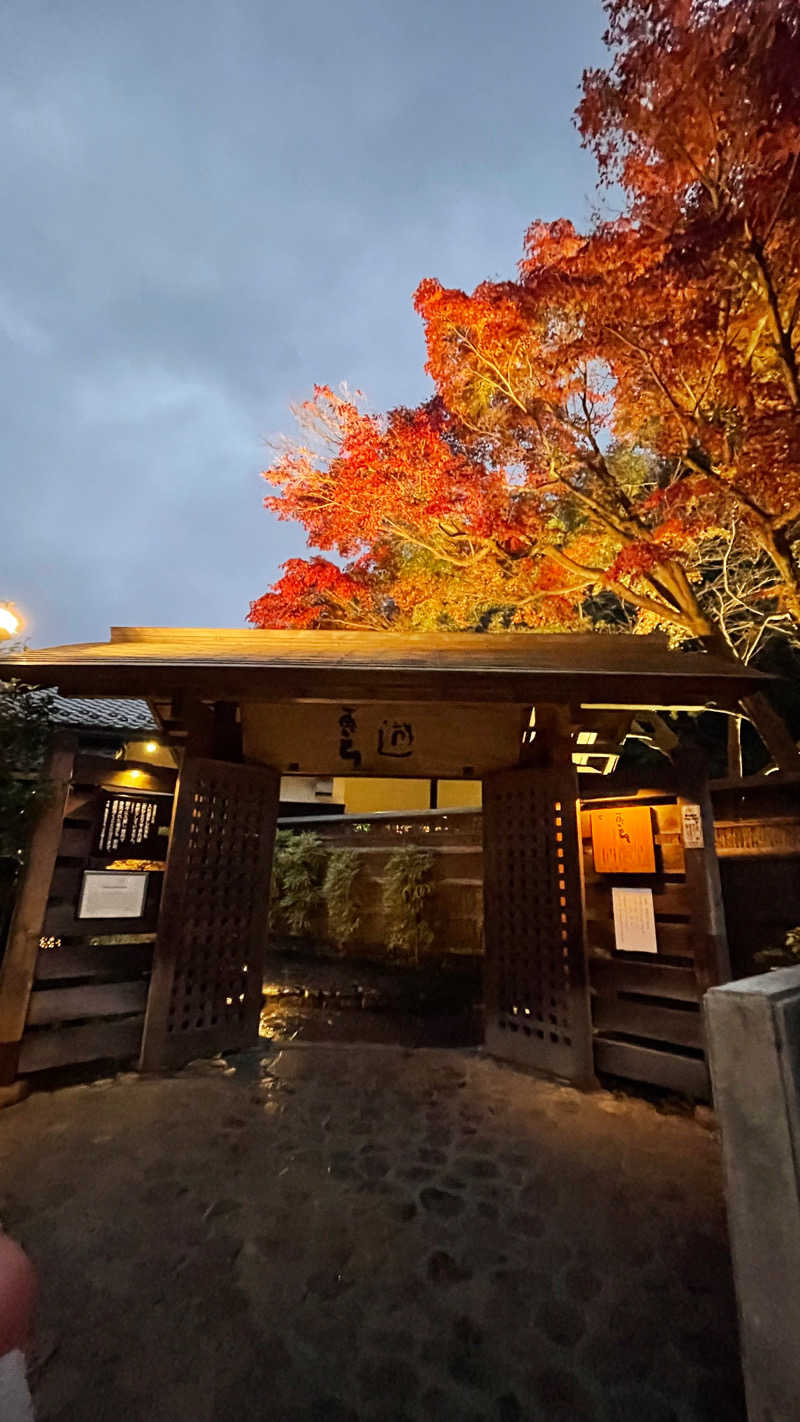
xmin=279 ymin=775 xmax=345 ymax=807
xmin=339 ymin=778 xmax=432 ymax=815
xmin=705 ymin=968 xmax=800 ymax=1422
xmin=331 ymin=778 xmax=484 ymax=814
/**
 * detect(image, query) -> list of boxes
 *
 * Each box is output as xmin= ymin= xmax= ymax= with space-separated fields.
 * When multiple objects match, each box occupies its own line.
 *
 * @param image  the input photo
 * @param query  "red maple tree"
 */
xmin=251 ymin=0 xmax=800 ymax=756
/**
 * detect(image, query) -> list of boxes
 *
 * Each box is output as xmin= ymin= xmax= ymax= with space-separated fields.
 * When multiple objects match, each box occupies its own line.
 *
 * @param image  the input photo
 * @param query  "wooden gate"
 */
xmin=139 ymin=757 xmax=279 ymax=1071
xmin=482 ymin=766 xmax=593 ymax=1084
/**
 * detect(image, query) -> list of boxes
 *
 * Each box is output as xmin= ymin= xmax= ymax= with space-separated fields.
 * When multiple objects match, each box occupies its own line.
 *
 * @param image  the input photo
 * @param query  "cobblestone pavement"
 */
xmin=0 ymin=1047 xmax=743 ymax=1421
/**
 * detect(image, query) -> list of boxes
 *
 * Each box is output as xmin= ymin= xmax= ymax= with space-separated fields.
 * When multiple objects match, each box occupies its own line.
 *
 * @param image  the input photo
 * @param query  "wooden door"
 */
xmin=139 ymin=757 xmax=279 ymax=1072
xmin=482 ymin=766 xmax=593 ymax=1084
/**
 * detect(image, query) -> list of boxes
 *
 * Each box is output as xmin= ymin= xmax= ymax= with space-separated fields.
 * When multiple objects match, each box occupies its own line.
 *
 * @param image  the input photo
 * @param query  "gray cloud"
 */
xmin=0 ymin=0 xmax=605 ymax=646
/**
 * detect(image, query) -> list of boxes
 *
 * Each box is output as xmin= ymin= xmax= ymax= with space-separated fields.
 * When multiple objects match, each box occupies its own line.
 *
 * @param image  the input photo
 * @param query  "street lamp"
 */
xmin=0 ymin=605 xmax=21 ymax=640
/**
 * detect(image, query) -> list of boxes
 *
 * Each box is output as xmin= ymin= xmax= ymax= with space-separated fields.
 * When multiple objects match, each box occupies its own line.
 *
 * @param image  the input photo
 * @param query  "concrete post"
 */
xmin=705 ymin=968 xmax=800 ymax=1422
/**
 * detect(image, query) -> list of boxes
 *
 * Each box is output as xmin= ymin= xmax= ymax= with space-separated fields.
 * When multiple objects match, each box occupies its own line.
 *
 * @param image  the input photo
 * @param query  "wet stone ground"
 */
xmin=260 ymin=949 xmax=483 ymax=1047
xmin=0 ymin=1047 xmax=743 ymax=1421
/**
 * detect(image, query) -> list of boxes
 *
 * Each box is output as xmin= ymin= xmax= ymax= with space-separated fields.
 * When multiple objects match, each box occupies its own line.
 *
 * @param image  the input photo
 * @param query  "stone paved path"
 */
xmin=0 ymin=1048 xmax=744 ymax=1421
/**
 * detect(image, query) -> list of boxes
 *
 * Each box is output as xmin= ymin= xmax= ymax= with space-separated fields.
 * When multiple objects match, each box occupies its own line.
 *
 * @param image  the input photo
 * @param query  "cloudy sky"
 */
xmin=1 ymin=0 xmax=606 ymax=647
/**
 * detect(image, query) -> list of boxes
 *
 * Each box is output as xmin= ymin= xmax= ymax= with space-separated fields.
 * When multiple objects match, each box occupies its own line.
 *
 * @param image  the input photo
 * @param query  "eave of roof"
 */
xmin=0 ymin=626 xmax=771 ymax=710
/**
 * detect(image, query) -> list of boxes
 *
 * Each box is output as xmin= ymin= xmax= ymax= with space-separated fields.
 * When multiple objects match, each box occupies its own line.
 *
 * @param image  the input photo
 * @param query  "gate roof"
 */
xmin=2 ymin=626 xmax=768 ymax=709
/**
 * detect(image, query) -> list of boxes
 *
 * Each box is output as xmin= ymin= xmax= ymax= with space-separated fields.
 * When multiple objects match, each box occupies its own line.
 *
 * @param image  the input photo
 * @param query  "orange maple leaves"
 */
xmin=252 ymin=0 xmax=800 ymax=646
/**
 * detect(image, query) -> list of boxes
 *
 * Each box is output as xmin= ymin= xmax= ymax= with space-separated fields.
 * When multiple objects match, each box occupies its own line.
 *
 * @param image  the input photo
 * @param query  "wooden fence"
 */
xmin=712 ymin=774 xmax=800 ymax=979
xmin=287 ymin=776 xmax=800 ymax=975
xmin=4 ymin=771 xmax=797 ymax=1081
xmin=279 ymin=808 xmax=484 ymax=957
xmin=17 ymin=751 xmax=176 ymax=1073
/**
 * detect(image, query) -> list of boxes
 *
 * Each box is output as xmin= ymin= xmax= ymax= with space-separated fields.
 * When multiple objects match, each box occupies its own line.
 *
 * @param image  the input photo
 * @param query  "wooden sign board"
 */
xmin=242 ymin=701 xmax=528 ymax=778
xmin=94 ymin=790 xmax=173 ymax=858
xmin=591 ymin=805 xmax=655 ymax=874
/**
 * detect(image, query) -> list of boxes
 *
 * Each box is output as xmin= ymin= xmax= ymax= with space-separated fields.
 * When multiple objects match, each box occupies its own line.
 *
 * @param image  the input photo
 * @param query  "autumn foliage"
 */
xmin=251 ymin=0 xmax=800 ymax=655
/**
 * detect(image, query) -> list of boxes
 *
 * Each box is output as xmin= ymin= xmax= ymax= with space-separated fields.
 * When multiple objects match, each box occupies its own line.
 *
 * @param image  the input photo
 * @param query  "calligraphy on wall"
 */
xmin=591 ymin=806 xmax=656 ymax=875
xmin=242 ymin=701 xmax=529 ymax=778
xmin=94 ymin=790 xmax=173 ymax=858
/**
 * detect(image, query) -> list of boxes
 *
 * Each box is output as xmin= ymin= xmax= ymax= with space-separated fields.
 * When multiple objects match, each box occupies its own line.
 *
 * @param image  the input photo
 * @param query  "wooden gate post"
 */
xmin=482 ymin=750 xmax=594 ymax=1086
xmin=139 ymin=751 xmax=279 ymax=1073
xmin=0 ymin=733 xmax=76 ymax=1096
xmin=676 ymin=749 xmax=730 ymax=993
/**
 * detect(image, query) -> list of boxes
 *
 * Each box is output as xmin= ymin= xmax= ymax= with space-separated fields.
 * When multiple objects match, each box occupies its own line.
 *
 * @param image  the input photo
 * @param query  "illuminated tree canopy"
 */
xmin=252 ymin=0 xmax=800 ymax=671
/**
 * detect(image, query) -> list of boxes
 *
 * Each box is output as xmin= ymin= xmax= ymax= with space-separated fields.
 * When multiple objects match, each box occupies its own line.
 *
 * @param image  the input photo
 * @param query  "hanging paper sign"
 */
xmin=680 ymin=803 xmax=704 ymax=849
xmin=94 ymin=791 xmax=172 ymax=857
xmin=591 ymin=806 xmax=655 ymax=874
xmin=78 ymin=871 xmax=149 ymax=920
xmin=612 ymin=886 xmax=658 ymax=954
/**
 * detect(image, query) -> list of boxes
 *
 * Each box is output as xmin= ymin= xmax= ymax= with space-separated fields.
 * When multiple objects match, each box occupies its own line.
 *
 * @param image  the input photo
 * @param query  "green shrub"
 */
xmin=322 ymin=848 xmax=362 ymax=950
xmin=270 ymin=830 xmax=327 ymax=937
xmin=382 ymin=846 xmax=435 ymax=962
xmin=755 ymin=926 xmax=800 ymax=970
xmin=0 ymin=681 xmax=54 ymax=862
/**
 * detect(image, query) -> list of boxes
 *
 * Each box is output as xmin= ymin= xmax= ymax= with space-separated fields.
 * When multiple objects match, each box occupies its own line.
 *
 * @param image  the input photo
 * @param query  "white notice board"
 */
xmin=680 ymin=803 xmax=704 ymax=849
xmin=78 ymin=871 xmax=149 ymax=920
xmin=612 ymin=886 xmax=658 ymax=954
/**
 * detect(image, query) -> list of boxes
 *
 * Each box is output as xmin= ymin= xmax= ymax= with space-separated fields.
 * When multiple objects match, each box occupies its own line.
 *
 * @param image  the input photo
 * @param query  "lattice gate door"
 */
xmin=139 ymin=757 xmax=279 ymax=1072
xmin=483 ymin=766 xmax=593 ymax=1083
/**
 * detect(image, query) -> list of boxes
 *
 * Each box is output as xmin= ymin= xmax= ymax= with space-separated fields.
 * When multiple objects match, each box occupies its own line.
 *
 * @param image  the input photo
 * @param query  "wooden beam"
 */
xmin=520 ymin=702 xmax=573 ymax=769
xmin=18 ymin=1016 xmax=143 ymax=1073
xmin=35 ymin=943 xmax=153 ymax=981
xmin=3 ymin=662 xmax=766 ymax=708
xmin=594 ymin=1038 xmax=709 ymax=1098
xmin=212 ymin=701 xmax=242 ymax=761
xmin=0 ymin=735 xmax=76 ymax=1087
xmin=677 ymin=751 xmax=731 ymax=992
xmin=26 ymin=980 xmax=147 ymax=1025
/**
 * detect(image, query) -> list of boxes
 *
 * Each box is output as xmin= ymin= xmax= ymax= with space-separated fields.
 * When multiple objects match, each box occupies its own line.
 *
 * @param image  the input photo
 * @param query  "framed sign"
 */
xmin=612 ymin=886 xmax=658 ymax=954
xmin=94 ymin=790 xmax=173 ymax=858
xmin=78 ymin=871 xmax=149 ymax=920
xmin=591 ymin=806 xmax=655 ymax=875
xmin=680 ymin=803 xmax=704 ymax=849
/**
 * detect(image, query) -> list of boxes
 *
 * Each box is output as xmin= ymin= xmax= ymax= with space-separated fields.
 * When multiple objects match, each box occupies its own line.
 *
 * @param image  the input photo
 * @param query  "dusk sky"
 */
xmin=1 ymin=0 xmax=607 ymax=648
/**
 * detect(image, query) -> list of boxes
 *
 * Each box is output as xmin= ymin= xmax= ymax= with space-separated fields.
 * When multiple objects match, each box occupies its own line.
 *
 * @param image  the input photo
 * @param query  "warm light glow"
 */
xmin=129 ymin=769 xmax=142 ymax=779
xmin=145 ymin=741 xmax=158 ymax=754
xmin=0 ymin=605 xmax=20 ymax=638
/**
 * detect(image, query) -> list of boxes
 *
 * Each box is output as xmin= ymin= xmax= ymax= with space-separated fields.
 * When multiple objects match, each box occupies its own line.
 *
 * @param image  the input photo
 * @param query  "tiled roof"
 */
xmin=50 ymin=694 xmax=157 ymax=733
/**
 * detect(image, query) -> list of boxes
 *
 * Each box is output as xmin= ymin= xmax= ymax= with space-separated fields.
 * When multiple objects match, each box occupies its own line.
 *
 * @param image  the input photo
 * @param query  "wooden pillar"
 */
xmin=677 ymin=750 xmax=731 ymax=992
xmin=0 ymin=733 xmax=76 ymax=1093
xmin=482 ymin=704 xmax=594 ymax=1086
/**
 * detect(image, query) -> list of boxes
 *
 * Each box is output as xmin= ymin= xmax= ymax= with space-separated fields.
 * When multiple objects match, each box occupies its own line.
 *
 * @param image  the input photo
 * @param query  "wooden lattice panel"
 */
xmin=483 ymin=766 xmax=592 ymax=1082
xmin=139 ymin=758 xmax=278 ymax=1071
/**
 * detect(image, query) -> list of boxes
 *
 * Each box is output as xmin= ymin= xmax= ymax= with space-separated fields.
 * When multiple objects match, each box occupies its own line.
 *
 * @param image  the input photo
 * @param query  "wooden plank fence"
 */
xmin=278 ymin=808 xmax=484 ymax=958
xmin=16 ymin=752 xmax=176 ymax=1075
